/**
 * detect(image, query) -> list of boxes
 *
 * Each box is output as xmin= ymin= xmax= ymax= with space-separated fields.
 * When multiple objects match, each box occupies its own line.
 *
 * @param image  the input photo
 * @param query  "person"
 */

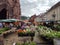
xmin=16 ymin=25 xmax=21 ymax=29
xmin=25 ymin=23 xmax=30 ymax=29
xmin=9 ymin=23 xmax=13 ymax=29
xmin=21 ymin=23 xmax=26 ymax=30
xmin=3 ymin=23 xmax=5 ymax=27
xmin=0 ymin=23 xmax=3 ymax=28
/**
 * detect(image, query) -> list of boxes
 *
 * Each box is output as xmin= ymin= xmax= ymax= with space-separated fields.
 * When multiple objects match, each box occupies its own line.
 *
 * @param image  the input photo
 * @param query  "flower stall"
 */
xmin=38 ymin=25 xmax=60 ymax=45
xmin=16 ymin=42 xmax=36 ymax=45
xmin=0 ymin=27 xmax=10 ymax=34
xmin=17 ymin=29 xmax=35 ymax=37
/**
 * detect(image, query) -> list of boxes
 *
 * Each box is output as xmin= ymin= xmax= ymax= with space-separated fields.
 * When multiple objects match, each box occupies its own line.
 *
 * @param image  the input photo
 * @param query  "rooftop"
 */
xmin=45 ymin=1 xmax=60 ymax=14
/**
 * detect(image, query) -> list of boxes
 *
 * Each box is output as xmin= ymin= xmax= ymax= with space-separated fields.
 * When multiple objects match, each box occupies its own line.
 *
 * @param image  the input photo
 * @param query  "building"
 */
xmin=29 ymin=14 xmax=36 ymax=22
xmin=35 ymin=13 xmax=46 ymax=22
xmin=0 ymin=0 xmax=21 ymax=19
xmin=45 ymin=2 xmax=60 ymax=21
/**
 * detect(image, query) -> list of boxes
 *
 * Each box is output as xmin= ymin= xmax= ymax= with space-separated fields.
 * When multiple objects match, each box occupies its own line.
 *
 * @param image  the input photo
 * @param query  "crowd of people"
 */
xmin=0 ymin=22 xmax=14 ymax=29
xmin=0 ymin=21 xmax=38 ymax=31
xmin=16 ymin=21 xmax=38 ymax=31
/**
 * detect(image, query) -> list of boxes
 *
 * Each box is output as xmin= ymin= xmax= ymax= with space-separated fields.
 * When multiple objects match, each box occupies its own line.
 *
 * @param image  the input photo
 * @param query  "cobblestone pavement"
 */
xmin=4 ymin=32 xmax=31 ymax=45
xmin=33 ymin=31 xmax=53 ymax=45
xmin=4 ymin=29 xmax=52 ymax=45
xmin=33 ymin=31 xmax=45 ymax=43
xmin=4 ymin=32 xmax=18 ymax=45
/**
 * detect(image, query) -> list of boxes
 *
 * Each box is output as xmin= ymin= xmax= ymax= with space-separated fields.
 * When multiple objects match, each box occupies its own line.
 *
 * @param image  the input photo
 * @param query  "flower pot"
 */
xmin=3 ymin=34 xmax=7 ymax=38
xmin=53 ymin=38 xmax=60 ymax=45
xmin=28 ymin=32 xmax=35 ymax=36
xmin=18 ymin=33 xmax=24 ymax=37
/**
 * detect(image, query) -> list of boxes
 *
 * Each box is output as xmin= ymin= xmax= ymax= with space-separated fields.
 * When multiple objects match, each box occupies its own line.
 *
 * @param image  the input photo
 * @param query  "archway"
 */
xmin=0 ymin=8 xmax=7 ymax=19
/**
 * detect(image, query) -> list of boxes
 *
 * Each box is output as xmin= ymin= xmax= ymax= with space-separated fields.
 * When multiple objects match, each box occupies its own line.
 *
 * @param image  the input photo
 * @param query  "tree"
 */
xmin=21 ymin=16 xmax=28 ymax=20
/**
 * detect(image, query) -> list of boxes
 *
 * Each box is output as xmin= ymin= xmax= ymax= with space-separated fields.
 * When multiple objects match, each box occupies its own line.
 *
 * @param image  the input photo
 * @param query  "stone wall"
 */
xmin=45 ymin=6 xmax=60 ymax=21
xmin=44 ymin=2 xmax=60 ymax=21
xmin=0 ymin=0 xmax=21 ymax=19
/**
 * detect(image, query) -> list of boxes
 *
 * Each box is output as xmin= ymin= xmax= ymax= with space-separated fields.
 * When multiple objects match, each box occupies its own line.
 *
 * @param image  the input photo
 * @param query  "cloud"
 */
xmin=36 ymin=5 xmax=50 ymax=11
xmin=27 ymin=0 xmax=38 ymax=3
xmin=20 ymin=0 xmax=60 ymax=17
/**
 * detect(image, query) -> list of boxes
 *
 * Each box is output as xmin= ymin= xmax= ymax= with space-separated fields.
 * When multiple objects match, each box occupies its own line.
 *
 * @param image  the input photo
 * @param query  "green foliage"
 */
xmin=0 ymin=27 xmax=10 ymax=34
xmin=21 ymin=16 xmax=28 ymax=20
xmin=38 ymin=26 xmax=60 ymax=39
xmin=18 ymin=32 xmax=35 ymax=36
xmin=22 ymin=42 xmax=29 ymax=45
xmin=16 ymin=43 xmax=20 ymax=45
xmin=56 ymin=25 xmax=60 ymax=30
xmin=30 ymin=42 xmax=36 ymax=45
xmin=16 ymin=42 xmax=36 ymax=45
xmin=22 ymin=42 xmax=36 ymax=45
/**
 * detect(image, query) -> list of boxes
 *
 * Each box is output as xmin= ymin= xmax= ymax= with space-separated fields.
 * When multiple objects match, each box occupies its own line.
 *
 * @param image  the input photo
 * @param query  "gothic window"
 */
xmin=0 ymin=8 xmax=7 ymax=19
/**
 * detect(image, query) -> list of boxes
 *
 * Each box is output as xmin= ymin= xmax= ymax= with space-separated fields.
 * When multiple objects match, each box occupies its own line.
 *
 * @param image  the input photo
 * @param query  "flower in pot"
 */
xmin=17 ymin=30 xmax=24 ymax=36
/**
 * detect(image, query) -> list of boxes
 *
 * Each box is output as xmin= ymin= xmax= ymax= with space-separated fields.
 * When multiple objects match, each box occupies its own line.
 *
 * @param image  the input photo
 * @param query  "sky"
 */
xmin=20 ymin=0 xmax=60 ymax=17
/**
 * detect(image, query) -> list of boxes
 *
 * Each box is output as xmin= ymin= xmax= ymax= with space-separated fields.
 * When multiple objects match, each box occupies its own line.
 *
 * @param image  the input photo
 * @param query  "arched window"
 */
xmin=0 ymin=8 xmax=7 ymax=19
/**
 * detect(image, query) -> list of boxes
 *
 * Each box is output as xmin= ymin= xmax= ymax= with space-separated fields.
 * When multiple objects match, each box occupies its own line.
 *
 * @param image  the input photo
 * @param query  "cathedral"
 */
xmin=0 ymin=0 xmax=21 ymax=19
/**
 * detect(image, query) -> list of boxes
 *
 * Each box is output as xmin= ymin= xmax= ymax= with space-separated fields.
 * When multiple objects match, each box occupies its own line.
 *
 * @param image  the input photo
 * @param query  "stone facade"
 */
xmin=34 ymin=13 xmax=46 ymax=22
xmin=29 ymin=14 xmax=36 ymax=23
xmin=45 ymin=2 xmax=60 ymax=21
xmin=0 ymin=0 xmax=21 ymax=19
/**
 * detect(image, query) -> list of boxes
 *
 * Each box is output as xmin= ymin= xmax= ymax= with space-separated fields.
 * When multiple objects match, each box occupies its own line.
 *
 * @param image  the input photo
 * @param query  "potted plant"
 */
xmin=53 ymin=32 xmax=60 ymax=45
xmin=16 ymin=43 xmax=20 ymax=45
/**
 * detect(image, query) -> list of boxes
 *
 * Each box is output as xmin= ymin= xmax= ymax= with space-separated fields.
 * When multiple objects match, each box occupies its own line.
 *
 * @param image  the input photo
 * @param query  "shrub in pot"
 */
xmin=18 ymin=32 xmax=24 ymax=36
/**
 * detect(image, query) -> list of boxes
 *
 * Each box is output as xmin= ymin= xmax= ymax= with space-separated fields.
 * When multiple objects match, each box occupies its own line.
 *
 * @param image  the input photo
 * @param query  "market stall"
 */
xmin=38 ymin=25 xmax=60 ymax=45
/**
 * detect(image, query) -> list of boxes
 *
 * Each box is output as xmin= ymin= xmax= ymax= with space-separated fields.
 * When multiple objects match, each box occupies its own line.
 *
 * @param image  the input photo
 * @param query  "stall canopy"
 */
xmin=39 ymin=20 xmax=58 ymax=22
xmin=0 ymin=19 xmax=20 ymax=22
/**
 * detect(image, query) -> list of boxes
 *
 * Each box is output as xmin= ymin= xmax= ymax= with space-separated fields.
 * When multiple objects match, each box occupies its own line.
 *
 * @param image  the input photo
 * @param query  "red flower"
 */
xmin=17 ymin=30 xmax=23 ymax=33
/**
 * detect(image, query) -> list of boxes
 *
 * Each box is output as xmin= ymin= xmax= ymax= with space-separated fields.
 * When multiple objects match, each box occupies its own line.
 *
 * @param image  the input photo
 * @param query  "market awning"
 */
xmin=0 ymin=19 xmax=20 ymax=22
xmin=39 ymin=20 xmax=57 ymax=22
